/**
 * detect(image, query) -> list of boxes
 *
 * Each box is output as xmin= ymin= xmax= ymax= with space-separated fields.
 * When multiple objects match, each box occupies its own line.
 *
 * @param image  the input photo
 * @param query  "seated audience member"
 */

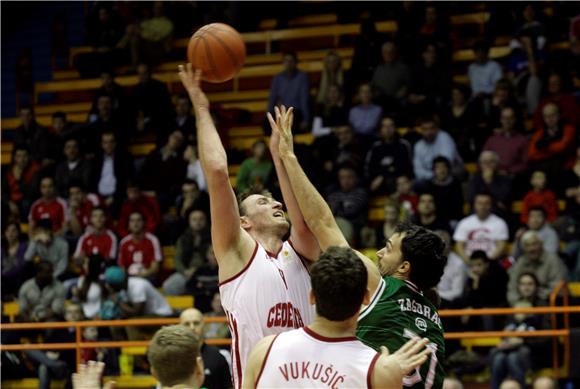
xmin=417 ymin=5 xmax=451 ymax=51
xmin=467 ymin=151 xmax=513 ymax=216
xmin=118 ymin=211 xmax=162 ymax=281
xmin=183 ymin=144 xmax=207 ymax=192
xmin=348 ymin=83 xmax=383 ymax=136
xmin=349 ymin=18 xmax=383 ymax=91
xmin=67 ymin=181 xmax=101 ymax=238
xmin=236 ymin=140 xmax=274 ymax=193
xmin=486 ymin=78 xmax=519 ymax=130
xmin=267 ymin=52 xmax=310 ymax=131
xmin=483 ymin=106 xmax=529 ymax=177
xmin=312 ymin=83 xmax=349 ymax=137
xmin=528 ymin=103 xmax=577 ymax=182
xmin=316 ymin=51 xmax=344 ymax=105
xmin=90 ymin=131 xmax=134 ymax=215
xmin=186 ymin=246 xmax=219 ymax=312
xmin=454 ymin=192 xmax=509 ymax=263
xmin=29 ymin=176 xmax=68 ymax=236
xmin=413 ymin=115 xmax=463 ymax=180
xmin=204 ymin=292 xmax=231 ymax=340
xmin=533 ymin=72 xmax=579 ymax=129
xmin=174 ymin=95 xmax=196 ymax=142
xmin=18 ymin=261 xmax=66 ymax=322
xmin=371 ymin=200 xmax=403 ymax=247
xmin=2 ymin=145 xmax=40 ymax=218
xmin=74 ymin=207 xmax=117 ymax=264
xmin=532 ymin=377 xmax=558 ymax=389
xmin=90 ymin=71 xmax=127 ymax=118
xmin=562 ymin=147 xmax=580 ymax=207
xmin=371 ymin=41 xmax=410 ymax=115
xmin=415 ymin=156 xmax=464 ymax=224
xmin=117 ymin=182 xmax=161 ymax=238
xmin=490 ymin=272 xmax=548 ymax=389
xmin=179 ymin=308 xmax=232 ymax=389
xmin=103 ymin=266 xmax=172 ymax=318
xmin=138 ymin=130 xmax=188 ymax=210
xmin=507 ymin=231 xmax=568 ymax=305
xmin=24 ymin=219 xmax=69 ymax=279
xmin=461 ymin=250 xmax=509 ymax=329
xmin=85 ymin=94 xmax=127 ymax=154
xmin=412 ymin=192 xmax=450 ymax=232
xmin=391 ymin=174 xmax=417 ymax=219
xmin=314 ymin=124 xmax=369 ymax=178
xmin=520 ymin=170 xmax=558 ymax=225
xmin=499 ymin=379 xmax=522 ymax=389
xmin=436 ymin=230 xmax=468 ymax=308
xmin=512 ymin=207 xmax=560 ymax=259
xmin=54 ymin=138 xmax=92 ymax=198
xmin=176 ymin=179 xmax=210 ymax=224
xmin=72 ymin=255 xmax=105 ymax=319
xmin=364 ymin=116 xmax=413 ymax=194
xmin=163 ymin=210 xmax=211 ymax=296
xmin=14 ymin=105 xmax=55 ymax=165
xmin=2 ymin=222 xmax=29 ymax=300
xmin=468 ymin=40 xmax=503 ymax=97
xmin=326 ymin=164 xmax=369 ymax=241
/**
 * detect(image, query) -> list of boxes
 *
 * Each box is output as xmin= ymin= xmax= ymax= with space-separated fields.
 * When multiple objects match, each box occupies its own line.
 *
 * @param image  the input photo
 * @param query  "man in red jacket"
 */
xmin=117 ymin=182 xmax=161 ymax=238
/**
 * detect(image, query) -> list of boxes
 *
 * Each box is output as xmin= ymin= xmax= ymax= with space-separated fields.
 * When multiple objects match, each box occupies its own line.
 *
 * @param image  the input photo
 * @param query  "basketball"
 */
xmin=187 ymin=23 xmax=246 ymax=83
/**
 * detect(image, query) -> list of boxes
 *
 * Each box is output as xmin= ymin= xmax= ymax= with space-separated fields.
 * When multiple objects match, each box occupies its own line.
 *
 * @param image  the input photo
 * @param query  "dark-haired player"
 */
xmin=273 ymin=106 xmax=447 ymax=388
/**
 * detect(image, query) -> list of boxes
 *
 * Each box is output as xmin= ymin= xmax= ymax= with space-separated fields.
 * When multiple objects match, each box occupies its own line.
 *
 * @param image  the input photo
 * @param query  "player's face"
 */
xmin=376 ymin=233 xmax=406 ymax=277
xmin=241 ymin=194 xmax=289 ymax=233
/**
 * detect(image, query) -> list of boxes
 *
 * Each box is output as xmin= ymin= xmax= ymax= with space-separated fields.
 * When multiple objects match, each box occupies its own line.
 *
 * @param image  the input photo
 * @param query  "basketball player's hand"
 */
xmin=178 ymin=63 xmax=209 ymax=112
xmin=379 ymin=337 xmax=431 ymax=377
xmin=72 ymin=360 xmax=116 ymax=389
xmin=267 ymin=105 xmax=294 ymax=158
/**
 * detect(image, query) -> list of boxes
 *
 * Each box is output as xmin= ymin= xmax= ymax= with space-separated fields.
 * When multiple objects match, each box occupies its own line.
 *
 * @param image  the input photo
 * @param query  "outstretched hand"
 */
xmin=267 ymin=105 xmax=294 ymax=158
xmin=72 ymin=361 xmax=115 ymax=389
xmin=380 ymin=337 xmax=431 ymax=377
xmin=178 ymin=63 xmax=209 ymax=112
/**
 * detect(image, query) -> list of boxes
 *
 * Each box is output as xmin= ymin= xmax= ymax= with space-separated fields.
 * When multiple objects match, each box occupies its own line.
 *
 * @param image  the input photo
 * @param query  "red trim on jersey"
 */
xmin=302 ymin=326 xmax=358 ymax=342
xmin=366 ymin=352 xmax=380 ymax=389
xmin=255 ymin=334 xmax=279 ymax=387
xmin=218 ymin=241 xmax=259 ymax=287
xmin=230 ymin=313 xmax=243 ymax=389
xmin=288 ymin=239 xmax=312 ymax=274
xmin=264 ymin=246 xmax=282 ymax=258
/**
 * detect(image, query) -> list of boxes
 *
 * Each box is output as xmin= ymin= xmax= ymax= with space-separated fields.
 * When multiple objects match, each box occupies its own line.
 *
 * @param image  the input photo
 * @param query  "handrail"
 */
xmin=548 ymin=281 xmax=570 ymax=378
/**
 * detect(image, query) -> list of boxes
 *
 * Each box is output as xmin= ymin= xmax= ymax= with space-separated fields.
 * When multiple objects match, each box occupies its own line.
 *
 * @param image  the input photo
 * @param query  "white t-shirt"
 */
xmin=77 ymin=276 xmax=102 ymax=319
xmin=453 ymin=214 xmax=509 ymax=257
xmin=127 ymin=277 xmax=172 ymax=316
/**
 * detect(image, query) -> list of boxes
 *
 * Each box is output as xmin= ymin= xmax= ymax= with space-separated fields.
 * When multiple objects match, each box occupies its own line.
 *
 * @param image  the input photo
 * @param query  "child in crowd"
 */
xmin=520 ymin=170 xmax=558 ymax=224
xmin=390 ymin=174 xmax=418 ymax=219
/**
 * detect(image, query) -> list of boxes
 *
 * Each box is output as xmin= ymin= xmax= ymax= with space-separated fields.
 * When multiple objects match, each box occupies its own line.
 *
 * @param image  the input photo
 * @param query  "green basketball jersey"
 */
xmin=356 ymin=276 xmax=446 ymax=389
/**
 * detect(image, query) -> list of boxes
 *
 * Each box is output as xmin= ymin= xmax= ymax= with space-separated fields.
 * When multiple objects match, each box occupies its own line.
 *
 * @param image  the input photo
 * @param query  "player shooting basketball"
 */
xmin=272 ymin=106 xmax=447 ymax=389
xmin=178 ymin=64 xmax=320 ymax=389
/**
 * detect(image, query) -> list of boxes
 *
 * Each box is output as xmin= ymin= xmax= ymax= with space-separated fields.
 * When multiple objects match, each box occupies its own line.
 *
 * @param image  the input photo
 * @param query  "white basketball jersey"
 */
xmin=257 ymin=327 xmax=379 ymax=389
xmin=219 ymin=240 xmax=315 ymax=389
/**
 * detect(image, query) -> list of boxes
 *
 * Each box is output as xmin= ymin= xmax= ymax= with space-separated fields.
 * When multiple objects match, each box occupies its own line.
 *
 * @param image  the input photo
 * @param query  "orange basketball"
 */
xmin=187 ymin=23 xmax=246 ymax=83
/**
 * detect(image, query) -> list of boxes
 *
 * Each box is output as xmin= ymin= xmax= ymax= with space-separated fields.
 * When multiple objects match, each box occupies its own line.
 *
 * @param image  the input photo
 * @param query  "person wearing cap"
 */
xmin=24 ymin=219 xmax=69 ymax=279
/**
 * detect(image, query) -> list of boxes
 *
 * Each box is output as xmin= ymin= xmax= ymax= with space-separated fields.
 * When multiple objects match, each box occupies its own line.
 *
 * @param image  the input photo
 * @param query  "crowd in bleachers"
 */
xmin=2 ymin=2 xmax=580 ymax=388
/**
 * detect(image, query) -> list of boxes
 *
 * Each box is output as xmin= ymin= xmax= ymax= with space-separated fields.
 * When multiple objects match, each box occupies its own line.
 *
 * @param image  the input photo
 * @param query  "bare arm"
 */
xmin=267 ymin=106 xmax=320 ymax=261
xmin=489 ymin=240 xmax=507 ymax=261
xmin=178 ymin=65 xmax=254 ymax=280
xmin=242 ymin=335 xmax=276 ymax=389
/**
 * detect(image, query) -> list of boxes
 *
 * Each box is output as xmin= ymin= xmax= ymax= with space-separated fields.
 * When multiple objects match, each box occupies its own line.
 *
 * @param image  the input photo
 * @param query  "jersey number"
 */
xmin=402 ymin=328 xmax=438 ymax=389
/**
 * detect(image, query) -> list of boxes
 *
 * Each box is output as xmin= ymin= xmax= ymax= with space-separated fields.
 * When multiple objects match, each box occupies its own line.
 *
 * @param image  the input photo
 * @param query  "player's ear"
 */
xmin=308 ymin=289 xmax=316 ymax=305
xmin=194 ymin=356 xmax=205 ymax=387
xmin=240 ymin=216 xmax=251 ymax=230
xmin=399 ymin=260 xmax=411 ymax=276
xmin=362 ymin=288 xmax=371 ymax=306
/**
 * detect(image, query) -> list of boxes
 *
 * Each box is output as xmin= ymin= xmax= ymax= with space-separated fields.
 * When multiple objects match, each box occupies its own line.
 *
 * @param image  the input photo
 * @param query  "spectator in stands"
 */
xmin=499 ymin=379 xmax=522 ymax=389
xmin=461 ymin=250 xmax=509 ymax=329
xmin=204 ymin=292 xmax=231 ymax=340
xmin=313 ymin=124 xmax=368 ymax=179
xmin=117 ymin=181 xmax=161 ymax=238
xmin=417 ymin=5 xmax=451 ymax=54
xmin=436 ymin=230 xmax=468 ymax=308
xmin=454 ymin=192 xmax=509 ymax=263
xmin=174 ymin=95 xmax=196 ymax=142
xmin=236 ymin=140 xmax=274 ymax=193
xmin=73 ymin=207 xmax=117 ymax=264
xmin=176 ymin=179 xmax=210 ymax=222
xmin=186 ymin=246 xmax=219 ymax=312
xmin=533 ymin=377 xmax=557 ymax=389
xmin=18 ymin=260 xmax=66 ymax=322
xmin=490 ymin=272 xmax=547 ymax=389
xmin=311 ymin=84 xmax=349 ymax=137
xmin=391 ymin=174 xmax=418 ymax=219
xmin=528 ymin=103 xmax=577 ymax=183
xmin=326 ymin=164 xmax=368 ymax=242
xmin=364 ymin=116 xmax=413 ymax=194
xmin=439 ymin=84 xmax=483 ymax=162
xmin=180 ymin=308 xmax=232 ymax=389
xmin=85 ymin=94 xmax=127 ymax=154
xmin=511 ymin=4 xmax=547 ymax=57
xmin=267 ymin=52 xmax=310 ymax=132
xmin=135 ymin=2 xmax=174 ymax=66
xmin=163 ymin=209 xmax=211 ymax=296
xmin=183 ymin=144 xmax=207 ymax=192
xmin=408 ymin=43 xmax=450 ymax=116
xmin=72 ymin=255 xmax=105 ymax=319
xmin=316 ymin=51 xmax=344 ymax=105
xmin=562 ymin=147 xmax=580 ymax=209
xmin=2 ymin=222 xmax=28 ymax=300
xmin=348 ymin=18 xmax=384 ymax=91
xmin=348 ymin=83 xmax=382 ymax=136
xmin=118 ymin=211 xmax=162 ymax=282
xmin=29 ymin=176 xmax=68 ymax=236
xmin=24 ymin=219 xmax=69 ymax=279
xmin=14 ymin=105 xmax=54 ymax=165
xmin=90 ymin=70 xmax=127 ymax=118
xmin=512 ymin=207 xmax=560 ymax=259
xmin=467 ymin=151 xmax=513 ymax=217
xmin=468 ymin=40 xmax=503 ymax=97
xmin=138 ymin=129 xmax=187 ymax=209
xmin=412 ymin=192 xmax=450 ymax=233
xmin=90 ymin=131 xmax=134 ymax=215
xmin=507 ymin=231 xmax=568 ymax=305
xmin=508 ymin=34 xmax=543 ymax=115
xmin=483 ymin=106 xmax=529 ymax=178
xmin=371 ymin=41 xmax=410 ymax=116
xmin=413 ymin=115 xmax=464 ymax=180
xmin=2 ymin=145 xmax=40 ymax=218
xmin=50 ymin=111 xmax=80 ymax=146
xmin=54 ymin=139 xmax=92 ymax=198
xmin=103 ymin=266 xmax=172 ymax=319
xmin=487 ymin=79 xmax=520 ymax=130
xmin=520 ymin=170 xmax=559 ymax=224
xmin=415 ymin=156 xmax=464 ymax=224
xmin=67 ymin=181 xmax=101 ymax=238
xmin=533 ymin=72 xmax=579 ymax=129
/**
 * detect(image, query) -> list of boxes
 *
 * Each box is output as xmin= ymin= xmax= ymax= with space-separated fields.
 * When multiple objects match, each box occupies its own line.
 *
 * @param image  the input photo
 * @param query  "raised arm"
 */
xmin=267 ymin=106 xmax=320 ymax=261
xmin=178 ymin=64 xmax=254 ymax=280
